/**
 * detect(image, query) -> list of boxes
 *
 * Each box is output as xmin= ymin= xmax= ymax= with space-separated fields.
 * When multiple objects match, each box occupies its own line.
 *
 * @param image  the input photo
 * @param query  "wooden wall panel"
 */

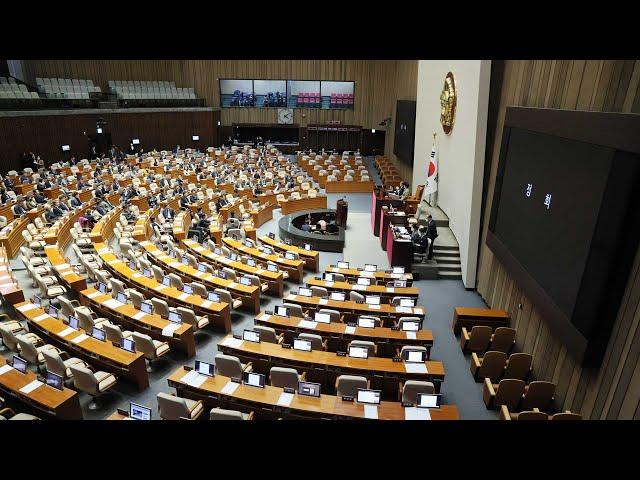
xmin=19 ymin=60 xmax=401 ymax=130
xmin=477 ymin=60 xmax=640 ymax=419
xmin=0 ymin=110 xmax=218 ymax=171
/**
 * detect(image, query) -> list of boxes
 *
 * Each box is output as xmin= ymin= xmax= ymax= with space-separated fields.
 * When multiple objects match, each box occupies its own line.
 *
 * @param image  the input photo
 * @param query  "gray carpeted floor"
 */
xmin=1 ymin=156 xmax=497 ymax=419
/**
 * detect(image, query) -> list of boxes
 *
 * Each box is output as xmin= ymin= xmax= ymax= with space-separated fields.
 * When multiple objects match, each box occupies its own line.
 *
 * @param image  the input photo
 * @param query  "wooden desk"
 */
xmin=140 ymin=240 xmax=261 ymax=313
xmin=0 ymin=357 xmax=83 ymax=420
xmin=254 ymin=311 xmax=434 ymax=358
xmin=284 ymin=293 xmax=426 ymax=328
xmin=223 ymin=237 xmax=304 ymax=283
xmin=217 ymin=335 xmax=445 ymax=395
xmin=325 ymin=265 xmax=413 ymax=286
xmin=259 ymin=235 xmax=319 ymax=272
xmin=168 ymin=367 xmax=457 ymax=420
xmin=0 ymin=216 xmax=29 ymax=258
xmin=94 ymin=243 xmax=232 ymax=332
xmin=182 ymin=239 xmax=284 ymax=297
xmin=324 ymin=180 xmax=374 ymax=193
xmin=306 ymin=277 xmax=419 ymax=304
xmin=130 ymin=196 xmax=150 ymax=212
xmin=371 ymin=190 xmax=404 ymax=237
xmin=386 ymin=225 xmax=414 ymax=270
xmin=44 ymin=245 xmax=88 ymax=292
xmin=80 ymin=288 xmax=196 ymax=358
xmin=452 ymin=307 xmax=510 ymax=335
xmin=44 ymin=186 xmax=61 ymax=199
xmin=251 ymin=202 xmax=275 ymax=228
xmin=90 ymin=208 xmax=120 ymax=244
xmin=15 ymin=183 xmax=35 ymax=196
xmin=172 ymin=210 xmax=190 ymax=241
xmin=78 ymin=189 xmax=93 ymax=203
xmin=14 ymin=301 xmax=149 ymax=391
xmin=280 ymin=195 xmax=328 ymax=215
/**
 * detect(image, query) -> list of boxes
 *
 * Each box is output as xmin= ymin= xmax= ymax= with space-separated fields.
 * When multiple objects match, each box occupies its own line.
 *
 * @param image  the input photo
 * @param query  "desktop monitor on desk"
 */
xmin=417 ymin=393 xmax=441 ymax=409
xmin=243 ymin=371 xmax=266 ymax=388
xmin=364 ymin=264 xmax=377 ymax=272
xmin=121 ymin=337 xmax=136 ymax=353
xmin=162 ymin=276 xmax=172 ymax=287
xmin=293 ymin=338 xmax=312 ymax=352
xmin=356 ymin=388 xmax=381 ymax=405
xmin=330 ymin=291 xmax=345 ymax=301
xmin=194 ymin=360 xmax=215 ymax=377
xmin=45 ymin=371 xmax=64 ymax=390
xmin=92 ymin=327 xmax=106 ymax=342
xmin=12 ymin=355 xmax=27 ymax=374
xmin=267 ymin=263 xmax=278 ymax=273
xmin=298 ymin=381 xmax=321 ymax=398
xmin=298 ymin=287 xmax=312 ymax=297
xmin=323 ymin=273 xmax=335 ymax=282
xmin=198 ymin=263 xmax=208 ymax=273
xmin=314 ymin=312 xmax=331 ymax=324
xmin=239 ymin=277 xmax=252 ymax=286
xmin=98 ymin=282 xmax=108 ymax=294
xmin=143 ymin=268 xmax=153 ymax=278
xmin=357 ymin=277 xmax=372 ymax=286
xmin=358 ymin=316 xmax=377 ymax=328
xmin=168 ymin=311 xmax=182 ymax=324
xmin=404 ymin=350 xmax=427 ymax=363
xmin=275 ymin=306 xmax=289 ymax=317
xmin=365 ymin=295 xmax=380 ymax=306
xmin=243 ymin=329 xmax=260 ymax=343
xmin=401 ymin=320 xmax=420 ymax=332
xmin=116 ymin=292 xmax=128 ymax=304
xmin=247 ymin=258 xmax=257 ymax=267
xmin=208 ymin=292 xmax=220 ymax=303
xmin=141 ymin=301 xmax=153 ymax=314
xmin=337 ymin=261 xmax=350 ymax=269
xmin=130 ymin=402 xmax=152 ymax=420
xmin=284 ymin=252 xmax=295 ymax=260
xmin=181 ymin=256 xmax=190 ymax=265
xmin=48 ymin=305 xmax=58 ymax=318
xmin=68 ymin=315 xmax=79 ymax=330
xmin=183 ymin=284 xmax=194 ymax=295
xmin=348 ymin=345 xmax=369 ymax=359
xmin=392 ymin=266 xmax=405 ymax=274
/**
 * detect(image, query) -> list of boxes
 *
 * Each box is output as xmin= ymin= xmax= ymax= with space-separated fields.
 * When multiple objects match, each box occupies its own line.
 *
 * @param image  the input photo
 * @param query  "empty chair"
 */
xmin=335 ymin=375 xmax=369 ymax=397
xmin=470 ymin=350 xmax=508 ymax=382
xmin=131 ymin=332 xmax=170 ymax=372
xmin=483 ymin=378 xmax=526 ymax=410
xmin=244 ymin=274 xmax=267 ymax=292
xmin=503 ymin=353 xmax=533 ymax=381
xmin=350 ymin=291 xmax=364 ymax=302
xmin=151 ymin=265 xmax=165 ymax=283
xmin=209 ymin=407 xmax=254 ymax=421
xmin=488 ymin=327 xmax=516 ymax=354
xmin=398 ymin=345 xmax=428 ymax=361
xmin=391 ymin=296 xmax=413 ymax=306
xmin=460 ymin=325 xmax=493 ymax=353
xmin=400 ymin=380 xmax=436 ymax=404
xmin=150 ymin=298 xmax=176 ymax=318
xmin=36 ymin=275 xmax=67 ymax=305
xmin=348 ymin=340 xmax=376 ymax=357
xmin=215 ymin=288 xmax=242 ymax=309
xmin=214 ymin=353 xmax=252 ymax=378
xmin=69 ymin=365 xmax=117 ymax=410
xmin=551 ymin=411 xmax=582 ymax=420
xmin=282 ymin=302 xmax=306 ymax=318
xmin=110 ymin=278 xmax=136 ymax=299
xmin=310 ymin=286 xmax=328 ymax=298
xmin=58 ymin=296 xmax=80 ymax=318
xmin=253 ymin=325 xmax=283 ymax=344
xmin=396 ymin=316 xmax=422 ymax=329
xmin=0 ymin=324 xmax=41 ymax=353
xmin=269 ymin=366 xmax=303 ymax=389
xmin=319 ymin=308 xmax=342 ymax=323
xmin=357 ymin=315 xmax=382 ymax=327
xmin=102 ymin=322 xmax=134 ymax=345
xmin=520 ymin=381 xmax=555 ymax=411
xmin=500 ymin=407 xmax=549 ymax=421
xmin=189 ymin=282 xmax=208 ymax=298
xmin=41 ymin=349 xmax=88 ymax=384
xmin=176 ymin=307 xmax=209 ymax=330
xmin=157 ymin=392 xmax=203 ymax=420
xmin=16 ymin=336 xmax=62 ymax=372
xmin=222 ymin=267 xmax=237 ymax=281
xmin=168 ymin=273 xmax=184 ymax=290
xmin=75 ymin=307 xmax=109 ymax=332
xmin=129 ymin=290 xmax=145 ymax=309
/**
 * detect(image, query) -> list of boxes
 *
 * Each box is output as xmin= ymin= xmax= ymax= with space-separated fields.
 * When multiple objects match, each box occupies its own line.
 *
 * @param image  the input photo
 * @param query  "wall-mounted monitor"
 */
xmin=394 ymin=100 xmax=417 ymax=166
xmin=487 ymin=107 xmax=640 ymax=367
xmin=287 ymin=80 xmax=321 ymax=109
xmin=254 ymin=80 xmax=287 ymax=108
xmin=320 ymin=81 xmax=355 ymax=110
xmin=61 ymin=145 xmax=70 ymax=152
xmin=132 ymin=139 xmax=140 ymax=145
xmin=192 ymin=135 xmax=199 ymax=141
xmin=220 ymin=79 xmax=254 ymax=107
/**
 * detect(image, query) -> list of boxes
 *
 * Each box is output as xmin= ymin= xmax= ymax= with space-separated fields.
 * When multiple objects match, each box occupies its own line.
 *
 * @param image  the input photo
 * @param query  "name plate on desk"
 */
xmin=405 ymin=332 xmax=417 ymax=340
xmin=341 ymin=395 xmax=354 ymax=402
xmin=33 ymin=314 xmax=49 ymax=323
xmin=87 ymin=291 xmax=102 ymax=299
xmin=318 ymin=298 xmax=329 ymax=305
xmin=221 ymin=380 xmax=240 ymax=395
xmin=352 ymin=285 xmax=366 ymax=291
xmin=297 ymin=320 xmax=317 ymax=330
xmin=336 ymin=351 xmax=347 ymax=357
xmin=222 ymin=337 xmax=244 ymax=348
xmin=17 ymin=304 xmax=37 ymax=313
xmin=155 ymin=285 xmax=168 ymax=292
xmin=344 ymin=326 xmax=356 ymax=335
xmin=405 ymin=407 xmax=431 ymax=421
xmin=19 ymin=379 xmax=43 ymax=395
xmin=178 ymin=293 xmax=190 ymax=301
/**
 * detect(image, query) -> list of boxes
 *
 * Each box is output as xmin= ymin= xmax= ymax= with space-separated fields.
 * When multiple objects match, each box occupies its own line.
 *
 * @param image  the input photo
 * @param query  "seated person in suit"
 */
xmin=412 ymin=226 xmax=429 ymax=254
xmin=12 ymin=199 xmax=27 ymax=217
xmin=179 ymin=194 xmax=190 ymax=209
xmin=162 ymin=206 xmax=175 ymax=221
xmin=0 ymin=188 xmax=10 ymax=204
xmin=301 ymin=219 xmax=312 ymax=232
xmin=58 ymin=196 xmax=70 ymax=212
xmin=52 ymin=200 xmax=65 ymax=218
xmin=44 ymin=205 xmax=58 ymax=223
xmin=316 ymin=217 xmax=327 ymax=232
xmin=70 ymin=193 xmax=82 ymax=208
xmin=189 ymin=191 xmax=199 ymax=203
xmin=19 ymin=172 xmax=31 ymax=184
xmin=3 ymin=176 xmax=15 ymax=190
xmin=34 ymin=190 xmax=47 ymax=205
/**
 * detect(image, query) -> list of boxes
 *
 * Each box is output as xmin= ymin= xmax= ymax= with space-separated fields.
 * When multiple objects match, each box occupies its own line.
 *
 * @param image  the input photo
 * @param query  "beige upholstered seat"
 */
xmin=131 ymin=332 xmax=170 ymax=371
xmin=215 ymin=288 xmax=242 ymax=309
xmin=214 ymin=353 xmax=252 ymax=378
xmin=209 ymin=407 xmax=253 ymax=420
xmin=253 ymin=325 xmax=283 ymax=344
xmin=310 ymin=286 xmax=328 ymax=298
xmin=282 ymin=303 xmax=305 ymax=318
xmin=42 ymin=349 xmax=88 ymax=382
xmin=157 ymin=392 xmax=203 ymax=420
xmin=176 ymin=307 xmax=210 ymax=330
xmin=335 ymin=375 xmax=369 ymax=397
xmin=269 ymin=367 xmax=302 ymax=389
xmin=319 ymin=308 xmax=342 ymax=323
xmin=400 ymin=380 xmax=435 ymax=403
xmin=298 ymin=333 xmax=326 ymax=351
xmin=348 ymin=340 xmax=377 ymax=357
xmin=69 ymin=365 xmax=117 ymax=410
xmin=0 ymin=324 xmax=41 ymax=353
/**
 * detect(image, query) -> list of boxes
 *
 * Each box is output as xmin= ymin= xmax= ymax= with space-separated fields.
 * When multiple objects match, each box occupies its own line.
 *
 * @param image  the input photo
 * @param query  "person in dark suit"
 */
xmin=70 ymin=193 xmax=82 ymax=208
xmin=44 ymin=205 xmax=57 ymax=223
xmin=179 ymin=194 xmax=190 ymax=209
xmin=426 ymin=215 xmax=438 ymax=260
xmin=34 ymin=191 xmax=47 ymax=204
xmin=19 ymin=172 xmax=31 ymax=184
xmin=3 ymin=176 xmax=15 ymax=190
xmin=12 ymin=200 xmax=27 ymax=217
xmin=52 ymin=201 xmax=65 ymax=218
xmin=0 ymin=188 xmax=10 ymax=204
xmin=412 ymin=226 xmax=429 ymax=255
xmin=162 ymin=206 xmax=175 ymax=221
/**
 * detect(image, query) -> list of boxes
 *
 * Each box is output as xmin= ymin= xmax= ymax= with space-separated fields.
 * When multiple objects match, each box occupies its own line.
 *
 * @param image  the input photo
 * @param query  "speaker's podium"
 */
xmin=336 ymin=198 xmax=348 ymax=228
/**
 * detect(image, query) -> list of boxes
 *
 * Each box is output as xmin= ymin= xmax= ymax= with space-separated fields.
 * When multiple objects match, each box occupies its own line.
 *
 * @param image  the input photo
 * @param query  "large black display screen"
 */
xmin=492 ymin=128 xmax=613 ymax=324
xmin=487 ymin=107 xmax=640 ymax=367
xmin=393 ymin=100 xmax=416 ymax=166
